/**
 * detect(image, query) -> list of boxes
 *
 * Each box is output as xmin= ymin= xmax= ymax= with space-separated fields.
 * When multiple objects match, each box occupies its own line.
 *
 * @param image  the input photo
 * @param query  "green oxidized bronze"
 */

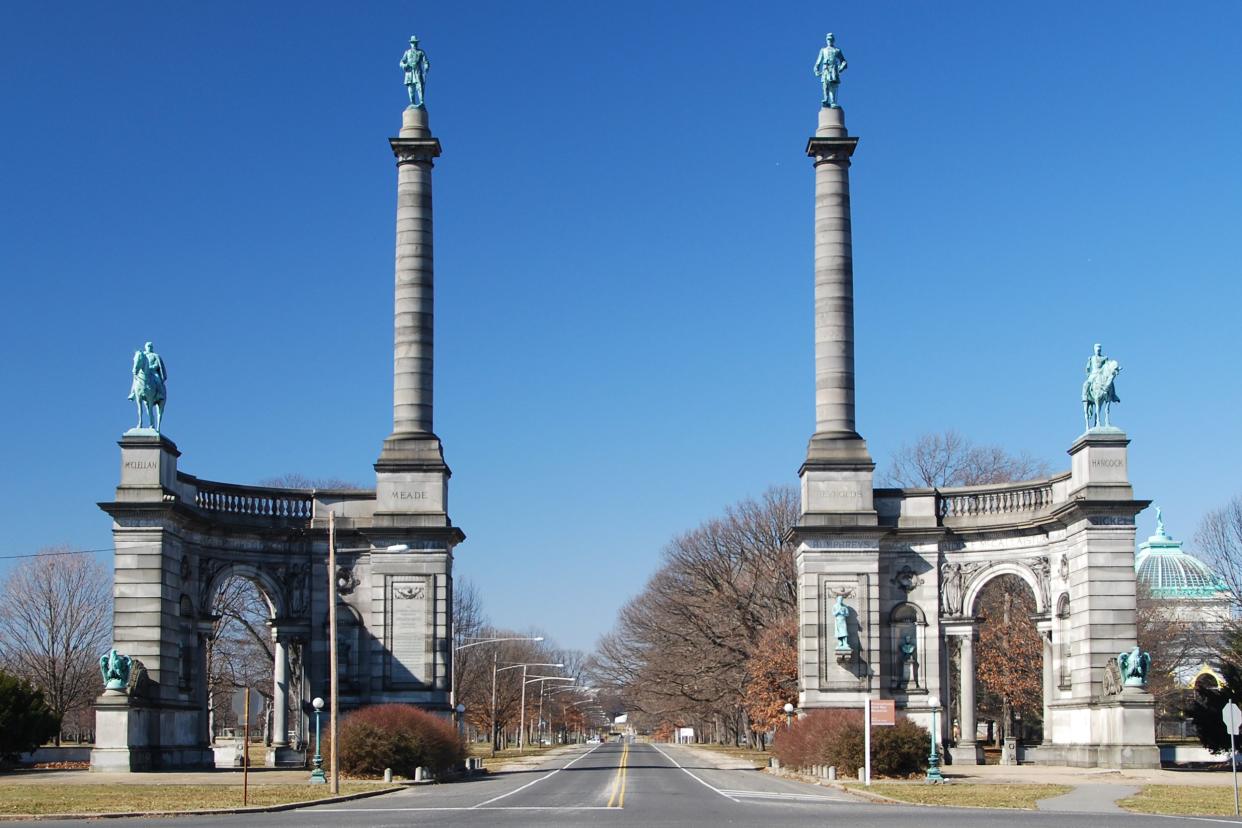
xmin=1082 ymin=342 xmax=1121 ymax=431
xmin=400 ymin=35 xmax=430 ymax=109
xmin=1118 ymin=646 xmax=1150 ymax=687
xmin=832 ymin=595 xmax=850 ymax=651
xmin=814 ymin=33 xmax=848 ymax=108
xmin=100 ymin=649 xmax=132 ymax=691
xmin=128 ymin=342 xmax=167 ymax=432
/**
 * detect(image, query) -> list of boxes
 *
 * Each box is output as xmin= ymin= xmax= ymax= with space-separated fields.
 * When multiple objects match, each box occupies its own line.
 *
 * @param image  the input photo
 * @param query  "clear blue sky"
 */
xmin=1 ymin=2 xmax=1238 ymax=652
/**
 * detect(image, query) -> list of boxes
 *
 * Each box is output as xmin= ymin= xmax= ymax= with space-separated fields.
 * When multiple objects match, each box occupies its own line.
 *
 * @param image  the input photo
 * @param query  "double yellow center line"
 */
xmin=606 ymin=740 xmax=630 ymax=808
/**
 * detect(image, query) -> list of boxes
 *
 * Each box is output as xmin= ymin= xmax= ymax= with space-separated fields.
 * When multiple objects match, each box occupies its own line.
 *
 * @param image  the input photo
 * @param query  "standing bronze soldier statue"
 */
xmin=400 ymin=35 xmax=430 ymax=108
xmin=814 ymin=33 xmax=848 ymax=108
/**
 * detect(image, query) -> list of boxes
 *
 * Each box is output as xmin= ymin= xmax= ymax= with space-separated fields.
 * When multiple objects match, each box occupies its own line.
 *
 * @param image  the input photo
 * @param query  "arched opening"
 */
xmin=201 ymin=570 xmax=305 ymax=766
xmin=971 ymin=573 xmax=1044 ymax=754
xmin=206 ymin=576 xmax=276 ymax=751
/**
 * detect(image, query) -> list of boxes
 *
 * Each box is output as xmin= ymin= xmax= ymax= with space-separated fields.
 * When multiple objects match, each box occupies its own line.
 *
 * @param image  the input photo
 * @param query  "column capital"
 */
xmin=390 ymin=137 xmax=441 ymax=166
xmin=943 ymin=622 xmax=978 ymax=638
xmin=806 ymin=136 xmax=858 ymax=163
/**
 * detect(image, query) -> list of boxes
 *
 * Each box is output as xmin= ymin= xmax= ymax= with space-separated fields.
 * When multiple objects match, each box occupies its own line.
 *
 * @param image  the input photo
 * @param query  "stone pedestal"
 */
xmin=91 ymin=690 xmax=210 ymax=771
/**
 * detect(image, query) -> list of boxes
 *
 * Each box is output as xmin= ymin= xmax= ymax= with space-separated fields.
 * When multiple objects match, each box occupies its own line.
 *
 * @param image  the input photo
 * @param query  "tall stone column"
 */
xmin=953 ymin=628 xmax=984 ymax=764
xmin=272 ymin=636 xmax=288 ymax=748
xmin=1039 ymin=624 xmax=1054 ymax=745
xmin=377 ymin=106 xmax=447 ymax=471
xmin=798 ymin=106 xmax=876 ymax=521
xmin=810 ymin=107 xmax=858 ymax=438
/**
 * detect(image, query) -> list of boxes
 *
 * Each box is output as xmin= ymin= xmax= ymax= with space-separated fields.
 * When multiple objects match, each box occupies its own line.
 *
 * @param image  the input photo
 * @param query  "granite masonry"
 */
xmin=91 ymin=104 xmax=463 ymax=771
xmin=790 ymin=105 xmax=1158 ymax=768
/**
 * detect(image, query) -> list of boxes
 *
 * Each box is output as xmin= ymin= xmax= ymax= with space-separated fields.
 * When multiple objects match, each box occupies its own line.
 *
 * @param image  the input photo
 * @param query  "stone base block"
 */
xmin=948 ymin=742 xmax=984 ymax=765
xmin=266 ymin=746 xmax=306 ymax=768
xmin=91 ymin=692 xmax=212 ymax=772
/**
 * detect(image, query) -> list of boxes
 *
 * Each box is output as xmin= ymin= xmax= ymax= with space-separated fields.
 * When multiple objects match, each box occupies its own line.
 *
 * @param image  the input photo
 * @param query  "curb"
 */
xmin=0 ymin=783 xmax=402 ymax=822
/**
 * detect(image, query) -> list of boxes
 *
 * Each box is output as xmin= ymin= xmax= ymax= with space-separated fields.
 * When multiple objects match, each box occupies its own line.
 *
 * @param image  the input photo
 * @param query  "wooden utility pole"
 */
xmin=328 ymin=509 xmax=340 ymax=795
xmin=242 ymin=687 xmax=250 ymax=805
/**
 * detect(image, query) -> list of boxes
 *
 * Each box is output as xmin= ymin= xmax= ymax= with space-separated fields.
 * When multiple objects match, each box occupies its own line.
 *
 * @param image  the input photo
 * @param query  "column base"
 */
xmin=266 ymin=746 xmax=306 ymax=768
xmin=948 ymin=741 xmax=984 ymax=765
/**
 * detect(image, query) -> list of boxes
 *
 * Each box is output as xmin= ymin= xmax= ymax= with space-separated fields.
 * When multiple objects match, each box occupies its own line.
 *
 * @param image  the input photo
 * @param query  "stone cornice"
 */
xmin=390 ymin=136 xmax=441 ymax=166
xmin=806 ymin=136 xmax=859 ymax=163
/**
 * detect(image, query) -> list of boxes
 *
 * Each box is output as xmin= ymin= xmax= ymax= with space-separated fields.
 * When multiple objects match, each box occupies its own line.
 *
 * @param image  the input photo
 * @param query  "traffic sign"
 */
xmin=1223 ymin=702 xmax=1242 ymax=734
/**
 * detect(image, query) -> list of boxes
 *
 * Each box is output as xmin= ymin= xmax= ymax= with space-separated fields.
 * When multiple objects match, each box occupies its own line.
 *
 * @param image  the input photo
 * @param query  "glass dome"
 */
xmin=1135 ymin=508 xmax=1228 ymax=599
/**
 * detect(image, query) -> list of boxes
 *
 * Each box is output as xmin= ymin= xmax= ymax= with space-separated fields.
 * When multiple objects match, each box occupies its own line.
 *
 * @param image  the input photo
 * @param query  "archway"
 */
xmin=958 ymin=572 xmax=1045 ymax=763
xmin=204 ymin=568 xmax=305 ymax=767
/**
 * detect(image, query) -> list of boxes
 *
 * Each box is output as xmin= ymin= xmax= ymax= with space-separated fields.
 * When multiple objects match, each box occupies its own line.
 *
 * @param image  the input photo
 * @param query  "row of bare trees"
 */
xmin=590 ymin=487 xmax=801 ymax=747
xmin=451 ymin=579 xmax=605 ymax=748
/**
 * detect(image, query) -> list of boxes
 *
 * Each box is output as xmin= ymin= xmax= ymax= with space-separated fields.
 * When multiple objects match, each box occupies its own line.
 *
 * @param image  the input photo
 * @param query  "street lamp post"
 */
xmin=524 ymin=675 xmax=575 ymax=751
xmin=309 ymin=697 xmax=325 ymax=784
xmin=783 ymin=702 xmax=795 ymax=731
xmin=492 ymin=661 xmax=562 ymax=755
xmin=451 ymin=636 xmax=544 ymax=714
xmin=926 ymin=698 xmax=946 ymax=783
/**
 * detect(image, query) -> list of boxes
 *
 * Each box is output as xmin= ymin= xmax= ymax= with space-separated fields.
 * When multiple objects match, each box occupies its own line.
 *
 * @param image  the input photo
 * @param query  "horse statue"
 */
xmin=1083 ymin=357 xmax=1120 ymax=431
xmin=128 ymin=342 xmax=167 ymax=431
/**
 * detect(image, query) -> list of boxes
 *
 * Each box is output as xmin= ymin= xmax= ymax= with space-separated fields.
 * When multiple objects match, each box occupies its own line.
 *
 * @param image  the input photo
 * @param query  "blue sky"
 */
xmin=1 ymin=2 xmax=1238 ymax=652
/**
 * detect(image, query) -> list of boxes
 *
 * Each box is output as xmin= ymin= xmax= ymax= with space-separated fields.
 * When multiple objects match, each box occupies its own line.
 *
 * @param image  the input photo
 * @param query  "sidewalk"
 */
xmin=0 ymin=767 xmax=316 ymax=786
xmin=942 ymin=763 xmax=1231 ymax=787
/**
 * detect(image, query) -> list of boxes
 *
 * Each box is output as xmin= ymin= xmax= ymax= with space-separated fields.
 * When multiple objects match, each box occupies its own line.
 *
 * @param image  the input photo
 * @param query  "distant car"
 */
xmin=586 ymin=737 xmax=601 ymax=744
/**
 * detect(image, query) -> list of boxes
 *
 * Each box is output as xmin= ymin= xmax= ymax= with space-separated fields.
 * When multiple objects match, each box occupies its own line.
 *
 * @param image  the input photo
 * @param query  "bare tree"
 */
xmin=590 ymin=487 xmax=800 ymax=747
xmin=257 ymin=473 xmax=367 ymax=491
xmin=1198 ymin=495 xmax=1242 ymax=609
xmin=206 ymin=577 xmax=275 ymax=740
xmin=0 ymin=549 xmax=111 ymax=742
xmin=883 ymin=429 xmax=1051 ymax=488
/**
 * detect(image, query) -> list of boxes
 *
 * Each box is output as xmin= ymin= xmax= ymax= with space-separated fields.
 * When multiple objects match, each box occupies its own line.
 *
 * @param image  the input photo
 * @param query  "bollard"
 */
xmin=414 ymin=767 xmax=424 ymax=782
xmin=828 ymin=766 xmax=837 ymax=781
xmin=384 ymin=768 xmax=392 ymax=783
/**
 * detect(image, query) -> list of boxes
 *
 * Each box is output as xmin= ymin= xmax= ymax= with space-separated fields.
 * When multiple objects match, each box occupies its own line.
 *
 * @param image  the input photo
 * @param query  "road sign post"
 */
xmin=864 ymin=700 xmax=896 ymax=787
xmin=1223 ymin=701 xmax=1241 ymax=817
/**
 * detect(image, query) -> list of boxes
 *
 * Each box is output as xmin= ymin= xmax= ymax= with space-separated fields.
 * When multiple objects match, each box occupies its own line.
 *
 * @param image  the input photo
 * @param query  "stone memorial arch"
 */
xmin=91 ymin=69 xmax=462 ymax=771
xmin=790 ymin=38 xmax=1157 ymax=768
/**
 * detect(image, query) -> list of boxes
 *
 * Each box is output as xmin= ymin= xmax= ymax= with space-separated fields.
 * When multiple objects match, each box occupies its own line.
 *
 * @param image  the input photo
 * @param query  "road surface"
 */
xmin=24 ymin=742 xmax=1218 ymax=826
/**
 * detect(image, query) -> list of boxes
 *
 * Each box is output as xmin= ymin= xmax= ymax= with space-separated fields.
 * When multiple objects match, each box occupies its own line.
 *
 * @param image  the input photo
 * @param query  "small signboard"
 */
xmin=1223 ymin=702 xmax=1242 ymax=734
xmin=870 ymin=699 xmax=896 ymax=727
xmin=231 ymin=688 xmax=263 ymax=722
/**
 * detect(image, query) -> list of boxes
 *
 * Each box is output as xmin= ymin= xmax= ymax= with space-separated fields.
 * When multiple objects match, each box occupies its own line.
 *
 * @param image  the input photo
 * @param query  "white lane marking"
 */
xmin=470 ymin=742 xmax=605 ymax=809
xmin=321 ymin=806 xmax=619 ymax=812
xmin=649 ymin=743 xmax=739 ymax=803
xmin=719 ymin=789 xmax=845 ymax=802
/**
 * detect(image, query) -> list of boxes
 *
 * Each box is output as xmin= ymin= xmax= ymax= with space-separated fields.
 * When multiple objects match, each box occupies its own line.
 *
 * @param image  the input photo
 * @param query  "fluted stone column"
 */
xmin=798 ymin=106 xmax=875 ymax=519
xmin=378 ymin=106 xmax=446 ymax=471
xmin=808 ymin=107 xmax=859 ymax=438
xmin=1040 ymin=626 xmax=1054 ymax=745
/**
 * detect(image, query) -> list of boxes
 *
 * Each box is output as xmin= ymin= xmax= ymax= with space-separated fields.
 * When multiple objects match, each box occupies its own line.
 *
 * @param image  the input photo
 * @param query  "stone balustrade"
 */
xmin=936 ymin=472 xmax=1072 ymax=526
xmin=189 ymin=478 xmax=314 ymax=519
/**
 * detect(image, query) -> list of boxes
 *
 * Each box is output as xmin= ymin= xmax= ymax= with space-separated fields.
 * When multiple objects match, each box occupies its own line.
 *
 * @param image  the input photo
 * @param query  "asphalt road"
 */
xmin=24 ymin=742 xmax=1233 ymax=826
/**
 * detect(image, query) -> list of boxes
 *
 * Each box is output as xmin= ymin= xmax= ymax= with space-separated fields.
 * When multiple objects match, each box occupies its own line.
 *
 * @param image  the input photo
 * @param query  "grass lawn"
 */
xmin=686 ymin=743 xmax=771 ymax=770
xmin=466 ymin=743 xmax=558 ymax=768
xmin=1119 ymin=785 xmax=1239 ymax=817
xmin=849 ymin=782 xmax=1072 ymax=809
xmin=0 ymin=783 xmax=397 ymax=816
